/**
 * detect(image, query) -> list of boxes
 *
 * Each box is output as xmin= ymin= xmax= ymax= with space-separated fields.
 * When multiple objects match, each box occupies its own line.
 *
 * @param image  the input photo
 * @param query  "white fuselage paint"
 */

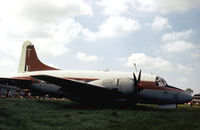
xmin=15 ymin=70 xmax=156 ymax=82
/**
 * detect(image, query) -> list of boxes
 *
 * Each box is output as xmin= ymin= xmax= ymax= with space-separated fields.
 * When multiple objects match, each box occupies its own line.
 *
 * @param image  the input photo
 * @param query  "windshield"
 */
xmin=155 ymin=76 xmax=168 ymax=87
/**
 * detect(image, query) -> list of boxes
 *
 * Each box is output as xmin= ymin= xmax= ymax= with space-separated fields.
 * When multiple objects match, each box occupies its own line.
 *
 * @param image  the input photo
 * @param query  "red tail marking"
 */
xmin=25 ymin=45 xmax=59 ymax=71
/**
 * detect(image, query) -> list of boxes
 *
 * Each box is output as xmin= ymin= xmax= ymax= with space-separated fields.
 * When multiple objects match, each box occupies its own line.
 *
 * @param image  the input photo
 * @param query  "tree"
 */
xmin=185 ymin=88 xmax=194 ymax=95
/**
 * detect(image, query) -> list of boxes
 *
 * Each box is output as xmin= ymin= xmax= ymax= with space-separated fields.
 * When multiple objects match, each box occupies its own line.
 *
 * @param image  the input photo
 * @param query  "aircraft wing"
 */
xmin=0 ymin=77 xmax=32 ymax=90
xmin=32 ymin=75 xmax=114 ymax=98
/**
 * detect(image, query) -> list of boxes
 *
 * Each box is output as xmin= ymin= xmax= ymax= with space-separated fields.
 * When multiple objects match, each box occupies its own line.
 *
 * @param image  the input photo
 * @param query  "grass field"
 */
xmin=0 ymin=98 xmax=200 ymax=130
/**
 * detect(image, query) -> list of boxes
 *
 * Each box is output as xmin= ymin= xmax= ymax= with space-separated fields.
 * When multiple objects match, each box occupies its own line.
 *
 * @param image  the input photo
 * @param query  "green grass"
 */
xmin=0 ymin=98 xmax=200 ymax=130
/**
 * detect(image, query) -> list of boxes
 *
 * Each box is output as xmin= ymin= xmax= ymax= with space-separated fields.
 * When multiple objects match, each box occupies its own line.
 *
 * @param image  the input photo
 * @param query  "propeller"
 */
xmin=133 ymin=69 xmax=142 ymax=103
xmin=133 ymin=69 xmax=141 ymax=86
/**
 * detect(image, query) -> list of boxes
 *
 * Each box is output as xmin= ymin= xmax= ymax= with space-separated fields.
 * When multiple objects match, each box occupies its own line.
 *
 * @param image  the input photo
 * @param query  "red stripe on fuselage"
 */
xmin=64 ymin=77 xmax=184 ymax=92
xmin=140 ymin=81 xmax=184 ymax=92
xmin=64 ymin=77 xmax=99 ymax=82
xmin=12 ymin=76 xmax=35 ymax=82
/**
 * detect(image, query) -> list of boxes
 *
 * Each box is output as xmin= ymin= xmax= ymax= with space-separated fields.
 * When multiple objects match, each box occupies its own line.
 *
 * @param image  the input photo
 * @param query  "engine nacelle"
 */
xmin=90 ymin=78 xmax=134 ymax=96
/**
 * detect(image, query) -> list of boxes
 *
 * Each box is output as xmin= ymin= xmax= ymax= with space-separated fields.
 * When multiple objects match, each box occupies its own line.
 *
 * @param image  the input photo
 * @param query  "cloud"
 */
xmin=162 ymin=29 xmax=193 ymax=41
xmin=0 ymin=0 xmax=93 ymax=22
xmin=0 ymin=2 xmax=140 ymax=56
xmin=124 ymin=53 xmax=172 ymax=71
xmin=34 ymin=40 xmax=69 ymax=56
xmin=0 ymin=0 xmax=93 ymax=57
xmin=131 ymin=0 xmax=156 ymax=12
xmin=20 ymin=0 xmax=93 ymax=24
xmin=0 ymin=18 xmax=88 ymax=56
xmin=0 ymin=0 xmax=93 ymax=37
xmin=82 ymin=29 xmax=98 ymax=41
xmin=151 ymin=16 xmax=171 ymax=31
xmin=97 ymin=0 xmax=157 ymax=15
xmin=97 ymin=0 xmax=200 ymax=16
xmin=97 ymin=0 xmax=131 ymax=16
xmin=83 ymin=16 xmax=140 ymax=40
xmin=0 ymin=60 xmax=16 ymax=76
xmin=99 ymin=16 xmax=140 ymax=37
xmin=76 ymin=52 xmax=102 ymax=62
xmin=161 ymin=40 xmax=195 ymax=53
xmin=48 ymin=18 xmax=84 ymax=43
xmin=177 ymin=64 xmax=193 ymax=73
xmin=0 ymin=18 xmax=85 ymax=57
xmin=137 ymin=0 xmax=200 ymax=13
xmin=151 ymin=0 xmax=200 ymax=13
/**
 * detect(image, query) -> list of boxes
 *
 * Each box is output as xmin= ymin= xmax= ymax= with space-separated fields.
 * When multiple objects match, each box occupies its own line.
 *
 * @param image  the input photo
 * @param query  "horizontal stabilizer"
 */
xmin=0 ymin=77 xmax=32 ymax=89
xmin=0 ymin=84 xmax=21 ymax=90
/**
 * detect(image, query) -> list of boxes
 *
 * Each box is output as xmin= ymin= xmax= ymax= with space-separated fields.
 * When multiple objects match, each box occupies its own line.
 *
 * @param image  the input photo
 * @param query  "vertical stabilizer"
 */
xmin=18 ymin=41 xmax=59 ymax=73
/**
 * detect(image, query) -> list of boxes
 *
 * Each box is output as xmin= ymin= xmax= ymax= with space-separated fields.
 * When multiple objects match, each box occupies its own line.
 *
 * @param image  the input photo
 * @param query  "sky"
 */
xmin=0 ymin=0 xmax=200 ymax=93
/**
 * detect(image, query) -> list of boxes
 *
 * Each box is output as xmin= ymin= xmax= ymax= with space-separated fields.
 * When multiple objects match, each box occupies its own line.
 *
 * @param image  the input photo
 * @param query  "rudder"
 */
xmin=18 ymin=41 xmax=59 ymax=73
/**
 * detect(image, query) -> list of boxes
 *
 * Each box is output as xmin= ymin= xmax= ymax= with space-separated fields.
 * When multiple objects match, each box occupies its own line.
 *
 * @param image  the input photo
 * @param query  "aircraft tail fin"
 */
xmin=18 ymin=41 xmax=59 ymax=73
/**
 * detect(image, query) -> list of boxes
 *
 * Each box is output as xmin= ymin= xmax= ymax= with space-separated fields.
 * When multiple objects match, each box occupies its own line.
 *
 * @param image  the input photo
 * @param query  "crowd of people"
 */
xmin=0 ymin=88 xmax=68 ymax=101
xmin=0 ymin=88 xmax=32 ymax=99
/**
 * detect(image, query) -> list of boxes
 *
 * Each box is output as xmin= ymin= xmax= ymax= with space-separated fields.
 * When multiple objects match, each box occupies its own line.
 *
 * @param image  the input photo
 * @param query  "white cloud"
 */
xmin=0 ymin=0 xmax=93 ymax=30
xmin=151 ymin=0 xmax=200 ymax=13
xmin=0 ymin=60 xmax=16 ymax=76
xmin=97 ymin=0 xmax=157 ymax=15
xmin=0 ymin=18 xmax=84 ymax=57
xmin=0 ymin=16 xmax=92 ymax=57
xmin=83 ymin=16 xmax=140 ymax=40
xmin=177 ymin=64 xmax=193 ymax=73
xmin=151 ymin=16 xmax=171 ymax=31
xmin=97 ymin=0 xmax=131 ymax=16
xmin=0 ymin=0 xmax=93 ymax=57
xmin=82 ymin=29 xmax=98 ymax=41
xmin=136 ymin=0 xmax=200 ymax=13
xmin=97 ymin=0 xmax=200 ymax=16
xmin=34 ymin=40 xmax=69 ymax=56
xmin=13 ymin=0 xmax=92 ymax=22
xmin=131 ymin=0 xmax=157 ymax=12
xmin=161 ymin=40 xmax=195 ymax=53
xmin=124 ymin=53 xmax=172 ymax=71
xmin=76 ymin=52 xmax=102 ymax=62
xmin=0 ymin=2 xmax=140 ymax=56
xmin=48 ymin=18 xmax=84 ymax=43
xmin=162 ymin=29 xmax=193 ymax=41
xmin=99 ymin=16 xmax=140 ymax=37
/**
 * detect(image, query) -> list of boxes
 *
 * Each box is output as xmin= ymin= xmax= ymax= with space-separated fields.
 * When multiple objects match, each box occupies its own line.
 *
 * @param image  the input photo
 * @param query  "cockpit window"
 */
xmin=155 ymin=76 xmax=167 ymax=87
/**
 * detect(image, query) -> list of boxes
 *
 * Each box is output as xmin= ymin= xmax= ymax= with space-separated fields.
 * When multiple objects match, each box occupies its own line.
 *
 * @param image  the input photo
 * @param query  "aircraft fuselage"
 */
xmin=15 ymin=70 xmax=192 ymax=105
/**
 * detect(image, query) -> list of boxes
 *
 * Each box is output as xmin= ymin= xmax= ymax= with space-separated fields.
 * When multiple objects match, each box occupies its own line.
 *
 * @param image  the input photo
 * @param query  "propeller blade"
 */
xmin=133 ymin=72 xmax=138 ymax=86
xmin=138 ymin=69 xmax=141 ymax=83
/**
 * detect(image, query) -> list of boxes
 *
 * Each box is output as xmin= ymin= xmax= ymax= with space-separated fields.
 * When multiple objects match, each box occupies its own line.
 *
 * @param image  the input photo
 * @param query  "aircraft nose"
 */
xmin=167 ymin=85 xmax=193 ymax=103
xmin=180 ymin=91 xmax=193 ymax=103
